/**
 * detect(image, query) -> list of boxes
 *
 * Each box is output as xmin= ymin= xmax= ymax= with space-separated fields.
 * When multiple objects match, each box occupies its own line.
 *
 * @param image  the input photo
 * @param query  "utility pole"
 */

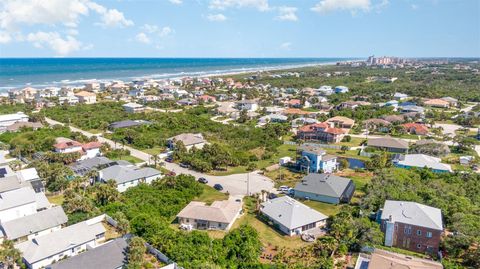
xmin=247 ymin=171 xmax=250 ymax=196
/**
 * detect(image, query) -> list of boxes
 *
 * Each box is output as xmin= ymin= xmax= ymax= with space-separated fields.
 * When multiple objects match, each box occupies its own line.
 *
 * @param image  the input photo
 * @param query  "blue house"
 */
xmin=297 ymin=144 xmax=338 ymax=173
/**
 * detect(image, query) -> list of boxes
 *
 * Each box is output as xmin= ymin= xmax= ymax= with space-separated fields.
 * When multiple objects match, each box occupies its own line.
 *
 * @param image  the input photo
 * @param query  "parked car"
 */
xmin=198 ymin=177 xmax=208 ymax=184
xmin=214 ymin=184 xmax=223 ymax=191
xmin=179 ymin=163 xmax=190 ymax=168
xmin=165 ymin=157 xmax=173 ymax=163
xmin=268 ymin=193 xmax=278 ymax=199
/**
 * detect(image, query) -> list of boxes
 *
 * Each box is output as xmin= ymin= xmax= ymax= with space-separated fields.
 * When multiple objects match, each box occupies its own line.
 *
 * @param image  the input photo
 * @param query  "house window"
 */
xmin=218 ymin=223 xmax=222 ymax=227
xmin=417 ymin=244 xmax=422 ymax=249
xmin=426 ymin=231 xmax=432 ymax=238
xmin=417 ymin=230 xmax=422 ymax=236
xmin=404 ymin=226 xmax=411 ymax=234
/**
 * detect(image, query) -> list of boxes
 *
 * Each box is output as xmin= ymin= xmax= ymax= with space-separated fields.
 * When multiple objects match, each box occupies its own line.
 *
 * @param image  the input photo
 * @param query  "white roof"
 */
xmin=0 ymin=112 xmax=28 ymax=123
xmin=381 ymin=200 xmax=443 ymax=230
xmin=396 ymin=154 xmax=452 ymax=172
xmin=122 ymin=102 xmax=143 ymax=108
xmin=16 ymin=219 xmax=106 ymax=263
xmin=16 ymin=168 xmax=40 ymax=182
xmin=0 ymin=187 xmax=36 ymax=211
xmin=260 ymin=196 xmax=327 ymax=230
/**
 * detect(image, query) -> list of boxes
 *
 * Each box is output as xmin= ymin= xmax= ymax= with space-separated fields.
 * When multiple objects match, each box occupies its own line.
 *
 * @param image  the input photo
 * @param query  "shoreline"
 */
xmin=0 ymin=59 xmax=354 ymax=92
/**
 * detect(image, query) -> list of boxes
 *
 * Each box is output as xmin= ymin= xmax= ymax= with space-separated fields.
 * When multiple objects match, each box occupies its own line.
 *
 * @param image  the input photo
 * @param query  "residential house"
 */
xmin=15 ymin=217 xmax=106 ymax=269
xmin=297 ymin=122 xmax=346 ymax=143
xmin=393 ymin=92 xmax=409 ymax=100
xmin=383 ymin=115 xmax=405 ymax=124
xmin=287 ymin=99 xmax=310 ymax=108
xmin=0 ymin=206 xmax=67 ymax=243
xmin=317 ymin=86 xmax=334 ymax=96
xmin=47 ymin=237 xmax=129 ymax=269
xmin=177 ymin=98 xmax=198 ymax=106
xmin=326 ymin=116 xmax=355 ymax=129
xmin=260 ymin=196 xmax=328 ymax=236
xmin=53 ymin=138 xmax=102 ymax=160
xmin=0 ymin=112 xmax=29 ymax=132
xmin=363 ymin=118 xmax=391 ymax=132
xmin=6 ymin=121 xmax=43 ymax=132
xmin=355 ymin=249 xmax=443 ymax=269
xmin=402 ymin=123 xmax=429 ymax=135
xmin=297 ymin=144 xmax=338 ymax=173
xmin=367 ymin=137 xmax=409 ymax=153
xmin=70 ymin=156 xmax=122 ymax=176
xmin=335 ymin=86 xmax=349 ymax=93
xmin=424 ymin=99 xmax=450 ymax=108
xmin=236 ymin=100 xmax=258 ymax=111
xmin=393 ymin=154 xmax=452 ymax=173
xmin=15 ymin=167 xmax=44 ymax=193
xmin=0 ymin=187 xmax=50 ymax=222
xmin=167 ymin=133 xmax=207 ymax=151
xmin=74 ymin=91 xmax=97 ymax=104
xmin=379 ymin=200 xmax=443 ymax=254
xmin=197 ymin=95 xmax=216 ymax=103
xmin=176 ymin=197 xmax=243 ymax=231
xmin=400 ymin=105 xmax=425 ymax=115
xmin=122 ymin=102 xmax=145 ymax=113
xmin=440 ymin=97 xmax=458 ymax=107
xmin=98 ymin=163 xmax=163 ymax=193
xmin=282 ymin=108 xmax=313 ymax=116
xmin=58 ymin=95 xmax=79 ymax=105
xmin=108 ymin=120 xmax=151 ymax=130
xmin=294 ymin=173 xmax=355 ymax=204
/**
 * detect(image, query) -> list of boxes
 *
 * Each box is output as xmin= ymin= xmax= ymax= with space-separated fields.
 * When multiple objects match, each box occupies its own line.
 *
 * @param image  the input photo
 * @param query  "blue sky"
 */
xmin=0 ymin=0 xmax=479 ymax=57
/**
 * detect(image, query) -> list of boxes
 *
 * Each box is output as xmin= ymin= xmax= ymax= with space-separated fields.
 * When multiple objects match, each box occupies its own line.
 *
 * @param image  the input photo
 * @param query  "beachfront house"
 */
xmin=260 ymin=196 xmax=328 ymax=236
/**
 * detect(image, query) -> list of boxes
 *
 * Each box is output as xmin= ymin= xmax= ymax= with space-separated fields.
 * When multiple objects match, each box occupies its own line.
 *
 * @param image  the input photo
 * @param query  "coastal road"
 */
xmin=45 ymin=117 xmax=275 ymax=196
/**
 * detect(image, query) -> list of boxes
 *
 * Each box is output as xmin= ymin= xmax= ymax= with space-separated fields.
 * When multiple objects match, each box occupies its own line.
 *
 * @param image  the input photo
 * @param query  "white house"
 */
xmin=177 ymin=197 xmax=243 ymax=231
xmin=260 ymin=196 xmax=328 ymax=236
xmin=74 ymin=91 xmax=97 ymax=104
xmin=98 ymin=163 xmax=163 ymax=192
xmin=394 ymin=92 xmax=409 ymax=100
xmin=0 ymin=187 xmax=49 ymax=222
xmin=15 ymin=217 xmax=106 ymax=269
xmin=0 ymin=112 xmax=29 ymax=132
xmin=122 ymin=102 xmax=145 ymax=113
xmin=317 ymin=86 xmax=334 ymax=96
xmin=167 ymin=133 xmax=207 ymax=151
xmin=335 ymin=86 xmax=349 ymax=94
xmin=236 ymin=100 xmax=258 ymax=111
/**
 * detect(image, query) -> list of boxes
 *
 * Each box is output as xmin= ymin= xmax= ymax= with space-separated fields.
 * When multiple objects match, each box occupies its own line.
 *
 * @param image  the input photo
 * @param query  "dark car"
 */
xmin=165 ymin=157 xmax=173 ymax=163
xmin=214 ymin=184 xmax=223 ymax=191
xmin=198 ymin=177 xmax=208 ymax=184
xmin=179 ymin=163 xmax=190 ymax=168
xmin=268 ymin=193 xmax=278 ymax=199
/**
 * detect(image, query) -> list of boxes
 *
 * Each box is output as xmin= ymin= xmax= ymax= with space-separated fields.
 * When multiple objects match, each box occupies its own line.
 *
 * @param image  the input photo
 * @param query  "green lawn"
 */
xmin=195 ymin=184 xmax=229 ymax=205
xmin=338 ymin=137 xmax=365 ymax=148
xmin=110 ymin=155 xmax=143 ymax=164
xmin=233 ymin=197 xmax=308 ymax=249
xmin=302 ymin=200 xmax=341 ymax=216
xmin=143 ymin=147 xmax=165 ymax=156
xmin=265 ymin=167 xmax=304 ymax=188
xmin=47 ymin=194 xmax=64 ymax=205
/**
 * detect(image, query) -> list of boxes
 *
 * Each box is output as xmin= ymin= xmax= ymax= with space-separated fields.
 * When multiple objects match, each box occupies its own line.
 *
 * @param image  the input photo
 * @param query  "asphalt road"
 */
xmin=45 ymin=117 xmax=275 ymax=196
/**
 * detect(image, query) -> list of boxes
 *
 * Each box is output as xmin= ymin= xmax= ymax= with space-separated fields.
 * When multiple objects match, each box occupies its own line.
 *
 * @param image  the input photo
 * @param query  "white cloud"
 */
xmin=276 ymin=6 xmax=298 ymax=21
xmin=207 ymin=13 xmax=227 ymax=22
xmin=0 ymin=0 xmax=133 ymax=30
xmin=96 ymin=8 xmax=134 ymax=28
xmin=26 ymin=31 xmax=83 ymax=56
xmin=135 ymin=24 xmax=173 ymax=45
xmin=0 ymin=31 xmax=12 ymax=43
xmin=67 ymin=29 xmax=79 ymax=36
xmin=209 ymin=0 xmax=270 ymax=11
xmin=135 ymin=32 xmax=151 ymax=44
xmin=280 ymin=42 xmax=292 ymax=50
xmin=311 ymin=0 xmax=371 ymax=14
xmin=169 ymin=0 xmax=182 ymax=4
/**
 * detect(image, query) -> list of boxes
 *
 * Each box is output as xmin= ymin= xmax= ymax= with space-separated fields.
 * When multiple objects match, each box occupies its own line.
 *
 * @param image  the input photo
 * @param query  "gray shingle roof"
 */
xmin=168 ymin=133 xmax=206 ymax=146
xmin=99 ymin=165 xmax=161 ymax=184
xmin=16 ymin=219 xmax=106 ymax=263
xmin=260 ymin=196 xmax=328 ymax=230
xmin=294 ymin=173 xmax=352 ymax=198
xmin=48 ymin=238 xmax=127 ymax=269
xmin=70 ymin=157 xmax=114 ymax=175
xmin=367 ymin=137 xmax=409 ymax=149
xmin=0 ymin=187 xmax=36 ymax=211
xmin=1 ymin=206 xmax=67 ymax=240
xmin=381 ymin=200 xmax=443 ymax=230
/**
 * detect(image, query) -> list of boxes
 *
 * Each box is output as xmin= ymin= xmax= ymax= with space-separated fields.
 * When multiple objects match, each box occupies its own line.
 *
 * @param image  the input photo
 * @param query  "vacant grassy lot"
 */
xmin=195 ymin=184 xmax=229 ymax=205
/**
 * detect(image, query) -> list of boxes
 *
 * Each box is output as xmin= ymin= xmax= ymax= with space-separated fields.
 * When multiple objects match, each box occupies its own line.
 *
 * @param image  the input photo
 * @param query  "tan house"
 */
xmin=356 ymin=249 xmax=443 ymax=269
xmin=74 ymin=91 xmax=97 ymax=104
xmin=176 ymin=198 xmax=243 ymax=231
xmin=326 ymin=116 xmax=355 ymax=129
xmin=423 ymin=99 xmax=449 ymax=108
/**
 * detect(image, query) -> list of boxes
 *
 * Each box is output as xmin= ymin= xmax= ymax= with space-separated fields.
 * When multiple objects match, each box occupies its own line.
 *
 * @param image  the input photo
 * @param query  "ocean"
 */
xmin=0 ymin=58 xmax=350 ymax=91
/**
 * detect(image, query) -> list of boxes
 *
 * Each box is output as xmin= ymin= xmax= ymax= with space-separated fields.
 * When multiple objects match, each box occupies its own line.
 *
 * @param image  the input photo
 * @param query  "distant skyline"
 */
xmin=0 ymin=0 xmax=479 ymax=58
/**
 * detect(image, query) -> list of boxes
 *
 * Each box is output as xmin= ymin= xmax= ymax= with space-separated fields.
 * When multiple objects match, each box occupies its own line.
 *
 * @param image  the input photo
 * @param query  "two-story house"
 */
xmin=297 ymin=144 xmax=338 ymax=173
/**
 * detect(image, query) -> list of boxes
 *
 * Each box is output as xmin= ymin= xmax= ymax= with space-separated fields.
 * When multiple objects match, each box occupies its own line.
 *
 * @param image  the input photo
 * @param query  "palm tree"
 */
xmin=0 ymin=240 xmax=21 ymax=269
xmin=313 ymin=236 xmax=338 ymax=258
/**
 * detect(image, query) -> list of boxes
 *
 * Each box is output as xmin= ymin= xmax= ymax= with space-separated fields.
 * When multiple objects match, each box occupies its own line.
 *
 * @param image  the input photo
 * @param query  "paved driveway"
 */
xmin=45 ymin=117 xmax=275 ymax=196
